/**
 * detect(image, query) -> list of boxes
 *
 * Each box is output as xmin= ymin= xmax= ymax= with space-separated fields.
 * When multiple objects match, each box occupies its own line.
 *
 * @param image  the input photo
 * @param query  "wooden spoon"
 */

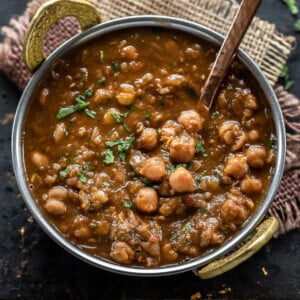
xmin=198 ymin=0 xmax=262 ymax=112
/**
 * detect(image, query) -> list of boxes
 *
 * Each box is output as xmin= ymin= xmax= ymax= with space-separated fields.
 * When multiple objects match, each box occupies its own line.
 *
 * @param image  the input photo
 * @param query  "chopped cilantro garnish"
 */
xmin=97 ymin=77 xmax=106 ymax=84
xmin=269 ymin=135 xmax=277 ymax=149
xmin=84 ymin=87 xmax=94 ymax=98
xmin=106 ymin=136 xmax=135 ymax=161
xmin=56 ymin=98 xmax=88 ymax=120
xmin=144 ymin=111 xmax=151 ymax=119
xmin=109 ymin=110 xmax=130 ymax=132
xmin=77 ymin=172 xmax=88 ymax=184
xmin=59 ymin=166 xmax=70 ymax=178
xmin=195 ymin=141 xmax=205 ymax=153
xmin=122 ymin=200 xmax=133 ymax=208
xmin=117 ymin=136 xmax=135 ymax=161
xmin=169 ymin=163 xmax=188 ymax=172
xmin=84 ymin=108 xmax=96 ymax=118
xmin=183 ymin=222 xmax=191 ymax=231
xmin=195 ymin=141 xmax=208 ymax=157
xmin=82 ymin=165 xmax=92 ymax=171
xmin=103 ymin=182 xmax=110 ymax=188
xmin=152 ymin=185 xmax=160 ymax=190
xmin=103 ymin=149 xmax=115 ymax=164
xmin=196 ymin=176 xmax=203 ymax=183
xmin=111 ymin=61 xmax=120 ymax=73
xmin=142 ymin=177 xmax=152 ymax=185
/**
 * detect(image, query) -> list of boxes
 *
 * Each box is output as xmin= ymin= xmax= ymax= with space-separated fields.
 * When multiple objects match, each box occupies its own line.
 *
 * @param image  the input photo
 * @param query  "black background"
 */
xmin=0 ymin=1 xmax=299 ymax=299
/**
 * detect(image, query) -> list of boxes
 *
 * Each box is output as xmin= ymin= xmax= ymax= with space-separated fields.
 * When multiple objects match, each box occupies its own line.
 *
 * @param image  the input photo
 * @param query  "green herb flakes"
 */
xmin=106 ymin=136 xmax=135 ymax=161
xmin=59 ymin=166 xmax=70 ymax=178
xmin=84 ymin=87 xmax=94 ymax=98
xmin=144 ymin=111 xmax=151 ymax=119
xmin=109 ymin=110 xmax=130 ymax=132
xmin=56 ymin=100 xmax=88 ymax=120
xmin=122 ymin=200 xmax=133 ymax=208
xmin=103 ymin=149 xmax=115 ymax=164
xmin=295 ymin=19 xmax=300 ymax=32
xmin=183 ymin=222 xmax=191 ymax=231
xmin=97 ymin=77 xmax=106 ymax=84
xmin=269 ymin=135 xmax=277 ymax=149
xmin=169 ymin=163 xmax=188 ymax=172
xmin=77 ymin=172 xmax=88 ymax=184
xmin=84 ymin=108 xmax=96 ymax=118
xmin=103 ymin=182 xmax=110 ymax=188
xmin=142 ymin=177 xmax=152 ymax=185
xmin=111 ymin=61 xmax=120 ymax=73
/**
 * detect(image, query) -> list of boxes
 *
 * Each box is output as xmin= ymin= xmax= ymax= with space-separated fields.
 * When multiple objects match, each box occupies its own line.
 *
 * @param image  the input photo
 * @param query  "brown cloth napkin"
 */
xmin=0 ymin=0 xmax=299 ymax=236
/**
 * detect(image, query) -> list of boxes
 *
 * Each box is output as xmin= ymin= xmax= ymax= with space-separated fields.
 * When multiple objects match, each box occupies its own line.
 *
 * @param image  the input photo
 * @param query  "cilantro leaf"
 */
xmin=103 ymin=149 xmax=115 ymax=164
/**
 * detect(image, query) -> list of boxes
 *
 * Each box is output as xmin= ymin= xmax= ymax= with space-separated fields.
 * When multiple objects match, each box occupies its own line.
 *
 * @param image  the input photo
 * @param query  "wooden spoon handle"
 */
xmin=200 ymin=0 xmax=262 ymax=109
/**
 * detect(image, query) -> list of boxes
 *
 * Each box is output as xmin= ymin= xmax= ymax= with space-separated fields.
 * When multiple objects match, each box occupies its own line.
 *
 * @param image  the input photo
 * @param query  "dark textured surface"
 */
xmin=0 ymin=1 xmax=300 ymax=299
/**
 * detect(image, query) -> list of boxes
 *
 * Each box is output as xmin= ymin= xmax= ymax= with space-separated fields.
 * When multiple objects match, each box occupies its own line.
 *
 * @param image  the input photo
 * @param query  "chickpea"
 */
xmin=246 ymin=145 xmax=267 ymax=168
xmin=139 ymin=157 xmax=166 ymax=181
xmin=224 ymin=154 xmax=249 ymax=179
xmin=93 ymin=88 xmax=113 ymax=104
xmin=219 ymin=121 xmax=247 ymax=151
xmin=221 ymin=195 xmax=249 ymax=225
xmin=120 ymin=45 xmax=139 ymax=60
xmin=240 ymin=176 xmax=263 ymax=194
xmin=135 ymin=187 xmax=158 ymax=213
xmin=44 ymin=199 xmax=66 ymax=216
xmin=31 ymin=151 xmax=49 ymax=169
xmin=48 ymin=186 xmax=68 ymax=201
xmin=116 ymin=84 xmax=136 ymax=106
xmin=74 ymin=225 xmax=91 ymax=240
xmin=53 ymin=123 xmax=66 ymax=143
xmin=178 ymin=110 xmax=204 ymax=133
xmin=110 ymin=241 xmax=135 ymax=264
xmin=169 ymin=136 xmax=196 ymax=163
xmin=137 ymin=128 xmax=158 ymax=151
xmin=169 ymin=167 xmax=195 ymax=193
xmin=247 ymin=129 xmax=260 ymax=142
xmin=162 ymin=243 xmax=178 ymax=261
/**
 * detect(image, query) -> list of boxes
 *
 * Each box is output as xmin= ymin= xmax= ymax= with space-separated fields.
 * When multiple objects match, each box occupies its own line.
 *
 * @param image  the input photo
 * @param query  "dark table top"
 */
xmin=1 ymin=1 xmax=300 ymax=299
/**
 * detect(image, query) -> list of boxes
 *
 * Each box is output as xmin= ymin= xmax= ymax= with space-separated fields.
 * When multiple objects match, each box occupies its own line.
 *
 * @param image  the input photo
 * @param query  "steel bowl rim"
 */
xmin=12 ymin=15 xmax=286 ymax=276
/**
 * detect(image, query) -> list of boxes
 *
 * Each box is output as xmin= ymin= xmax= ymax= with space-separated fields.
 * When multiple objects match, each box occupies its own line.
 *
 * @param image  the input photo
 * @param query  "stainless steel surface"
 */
xmin=11 ymin=16 xmax=286 ymax=276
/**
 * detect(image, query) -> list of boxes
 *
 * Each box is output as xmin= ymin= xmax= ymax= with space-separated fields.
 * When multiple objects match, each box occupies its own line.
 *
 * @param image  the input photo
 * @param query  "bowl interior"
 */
xmin=12 ymin=15 xmax=286 ymax=276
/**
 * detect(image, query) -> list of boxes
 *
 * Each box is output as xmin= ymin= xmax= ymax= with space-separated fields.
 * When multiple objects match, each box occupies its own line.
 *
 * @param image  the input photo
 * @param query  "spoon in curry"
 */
xmin=198 ymin=0 xmax=262 ymax=113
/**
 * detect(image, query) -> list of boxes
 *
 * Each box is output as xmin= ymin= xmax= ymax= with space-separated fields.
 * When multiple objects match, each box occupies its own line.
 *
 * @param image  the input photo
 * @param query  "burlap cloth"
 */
xmin=0 ymin=0 xmax=299 ymax=237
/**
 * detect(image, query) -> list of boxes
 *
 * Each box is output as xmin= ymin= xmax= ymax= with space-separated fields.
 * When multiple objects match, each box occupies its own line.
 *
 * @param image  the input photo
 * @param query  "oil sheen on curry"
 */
xmin=23 ymin=28 xmax=276 ymax=267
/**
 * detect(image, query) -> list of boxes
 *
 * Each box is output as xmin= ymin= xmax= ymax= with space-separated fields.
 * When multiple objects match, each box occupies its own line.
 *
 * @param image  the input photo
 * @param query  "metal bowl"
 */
xmin=12 ymin=11 xmax=286 ymax=277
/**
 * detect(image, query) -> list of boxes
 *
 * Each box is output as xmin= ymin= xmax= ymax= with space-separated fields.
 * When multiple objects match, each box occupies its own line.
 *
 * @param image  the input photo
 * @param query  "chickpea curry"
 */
xmin=23 ymin=28 xmax=276 ymax=267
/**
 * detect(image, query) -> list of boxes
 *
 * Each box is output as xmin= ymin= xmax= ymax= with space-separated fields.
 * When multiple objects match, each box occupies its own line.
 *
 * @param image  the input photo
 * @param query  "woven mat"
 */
xmin=0 ymin=0 xmax=299 ymax=236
